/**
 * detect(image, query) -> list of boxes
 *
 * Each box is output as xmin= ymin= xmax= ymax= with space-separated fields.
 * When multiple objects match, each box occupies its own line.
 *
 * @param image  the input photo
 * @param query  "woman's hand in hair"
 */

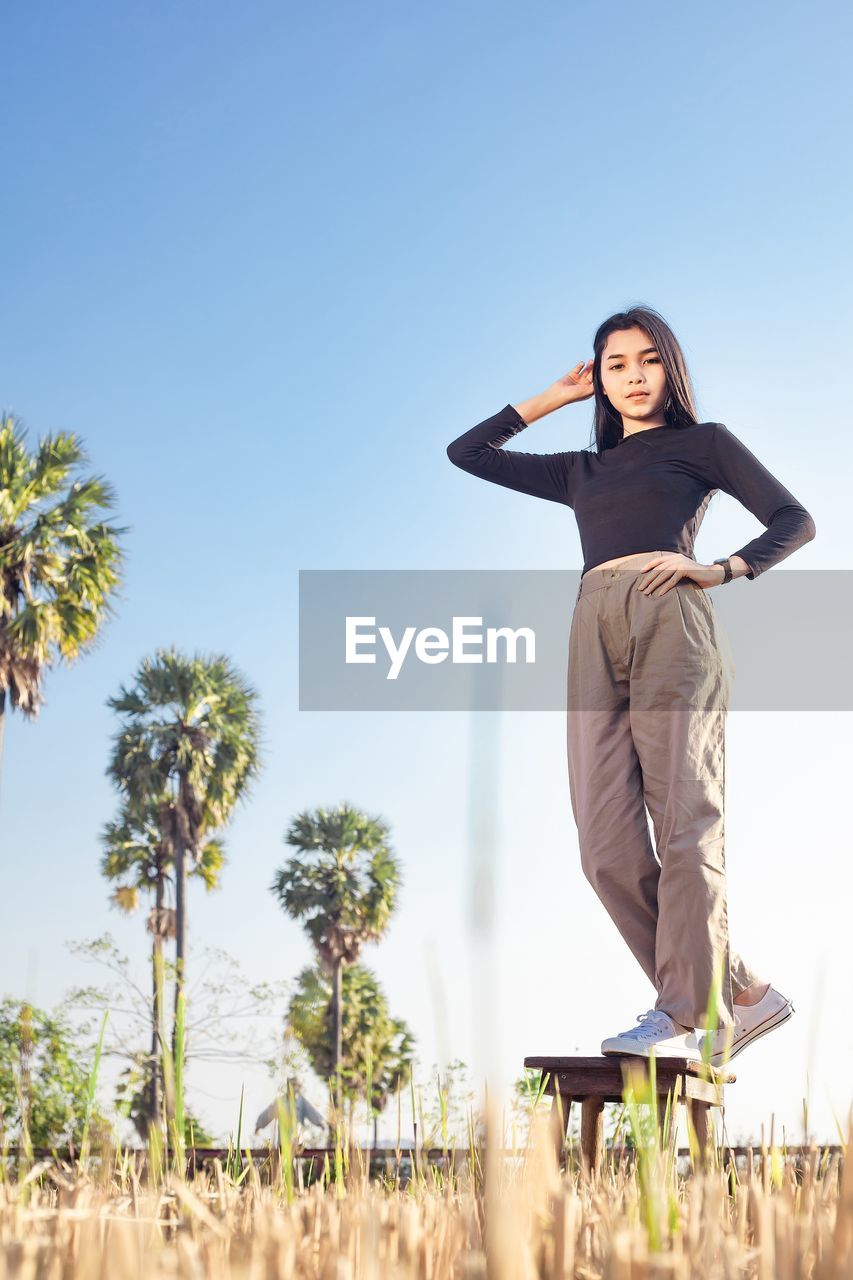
xmin=633 ymin=553 xmax=726 ymax=597
xmin=515 ymin=362 xmax=595 ymax=423
xmin=551 ymin=360 xmax=595 ymax=405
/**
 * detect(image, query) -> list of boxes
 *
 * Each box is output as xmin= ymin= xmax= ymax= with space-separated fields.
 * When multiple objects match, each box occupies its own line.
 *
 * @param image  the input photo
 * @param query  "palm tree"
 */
xmin=270 ymin=803 xmax=402 ymax=1134
xmin=0 ymin=411 xmax=125 ymax=797
xmin=100 ymin=796 xmax=225 ymax=1138
xmin=106 ymin=648 xmax=262 ymax=1066
xmin=287 ymin=961 xmax=415 ymax=1147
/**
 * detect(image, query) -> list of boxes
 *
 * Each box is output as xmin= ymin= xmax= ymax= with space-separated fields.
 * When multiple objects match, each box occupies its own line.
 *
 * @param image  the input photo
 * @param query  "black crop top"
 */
xmin=446 ymin=404 xmax=816 ymax=579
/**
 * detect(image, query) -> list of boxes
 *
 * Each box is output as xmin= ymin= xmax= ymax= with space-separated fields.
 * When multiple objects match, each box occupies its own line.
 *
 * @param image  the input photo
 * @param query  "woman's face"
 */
xmin=599 ymin=327 xmax=668 ymax=426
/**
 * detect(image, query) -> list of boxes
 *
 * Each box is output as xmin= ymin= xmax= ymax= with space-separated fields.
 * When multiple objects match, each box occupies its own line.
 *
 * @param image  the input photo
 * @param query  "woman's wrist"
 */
xmin=728 ymin=554 xmax=752 ymax=579
xmin=512 ymin=384 xmax=575 ymax=425
xmin=710 ymin=555 xmax=752 ymax=584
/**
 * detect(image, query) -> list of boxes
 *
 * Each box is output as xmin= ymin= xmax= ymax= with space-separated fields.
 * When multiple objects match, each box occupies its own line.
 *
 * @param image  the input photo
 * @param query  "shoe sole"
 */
xmin=601 ymin=1046 xmax=702 ymax=1062
xmin=709 ymin=1001 xmax=795 ymax=1067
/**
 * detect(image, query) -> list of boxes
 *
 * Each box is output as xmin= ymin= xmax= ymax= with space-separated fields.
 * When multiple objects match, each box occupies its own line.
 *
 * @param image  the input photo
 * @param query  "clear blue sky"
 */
xmin=2 ymin=0 xmax=850 ymax=1143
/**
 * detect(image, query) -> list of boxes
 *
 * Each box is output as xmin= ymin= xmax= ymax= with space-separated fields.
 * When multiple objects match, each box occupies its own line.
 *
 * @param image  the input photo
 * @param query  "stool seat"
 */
xmin=523 ymin=1054 xmax=736 ymax=1174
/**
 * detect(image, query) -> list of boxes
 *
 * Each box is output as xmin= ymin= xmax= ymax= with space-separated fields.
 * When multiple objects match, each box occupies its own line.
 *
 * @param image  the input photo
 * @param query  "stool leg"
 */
xmin=550 ymin=1093 xmax=572 ymax=1168
xmin=580 ymin=1096 xmax=605 ymax=1179
xmin=688 ymin=1099 xmax=713 ymax=1166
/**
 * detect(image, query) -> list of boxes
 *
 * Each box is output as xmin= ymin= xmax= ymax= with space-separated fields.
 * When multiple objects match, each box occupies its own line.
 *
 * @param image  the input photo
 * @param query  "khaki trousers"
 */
xmin=566 ymin=551 xmax=760 ymax=1030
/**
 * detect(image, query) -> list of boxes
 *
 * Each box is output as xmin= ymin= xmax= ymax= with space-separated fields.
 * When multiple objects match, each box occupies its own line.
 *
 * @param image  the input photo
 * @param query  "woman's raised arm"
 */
xmin=445 ymin=363 xmax=594 ymax=507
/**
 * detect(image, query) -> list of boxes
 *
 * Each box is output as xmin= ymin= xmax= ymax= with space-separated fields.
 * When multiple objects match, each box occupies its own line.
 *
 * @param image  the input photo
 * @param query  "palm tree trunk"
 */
xmin=19 ymin=1001 xmax=33 ymax=1145
xmin=174 ymin=836 xmax=187 ymax=1057
xmin=149 ymin=874 xmax=165 ymax=1138
xmin=333 ymin=958 xmax=343 ymax=1137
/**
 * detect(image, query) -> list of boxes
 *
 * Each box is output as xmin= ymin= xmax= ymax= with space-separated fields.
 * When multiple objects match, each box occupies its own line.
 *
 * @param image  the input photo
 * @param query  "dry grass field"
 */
xmin=2 ymin=1102 xmax=850 ymax=1280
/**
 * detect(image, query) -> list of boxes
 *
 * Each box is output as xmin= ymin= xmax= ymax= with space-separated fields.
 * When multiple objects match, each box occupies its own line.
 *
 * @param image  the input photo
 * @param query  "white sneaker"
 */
xmin=601 ymin=1009 xmax=702 ymax=1061
xmin=699 ymin=986 xmax=794 ymax=1067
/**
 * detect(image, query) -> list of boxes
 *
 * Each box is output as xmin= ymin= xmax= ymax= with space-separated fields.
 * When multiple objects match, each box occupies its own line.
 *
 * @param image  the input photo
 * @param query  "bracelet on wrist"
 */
xmin=712 ymin=557 xmax=733 ymax=584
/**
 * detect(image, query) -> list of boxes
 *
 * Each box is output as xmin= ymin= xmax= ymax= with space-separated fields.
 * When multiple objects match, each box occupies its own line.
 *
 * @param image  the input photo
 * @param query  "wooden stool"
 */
xmin=523 ymin=1055 xmax=736 ymax=1176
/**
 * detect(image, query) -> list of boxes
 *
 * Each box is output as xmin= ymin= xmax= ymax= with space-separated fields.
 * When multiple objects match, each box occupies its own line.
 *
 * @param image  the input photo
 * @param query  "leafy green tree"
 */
xmin=287 ymin=961 xmax=415 ymax=1140
xmin=100 ymin=799 xmax=225 ymax=1139
xmin=106 ymin=648 xmax=262 ymax=1079
xmin=0 ymin=998 xmax=110 ymax=1149
xmin=270 ymin=803 xmax=402 ymax=1133
xmin=0 ymin=411 xmax=126 ymax=795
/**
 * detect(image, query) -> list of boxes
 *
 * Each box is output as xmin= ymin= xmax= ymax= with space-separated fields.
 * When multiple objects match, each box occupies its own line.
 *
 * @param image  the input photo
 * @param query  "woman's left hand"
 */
xmin=635 ymin=553 xmax=721 ymax=596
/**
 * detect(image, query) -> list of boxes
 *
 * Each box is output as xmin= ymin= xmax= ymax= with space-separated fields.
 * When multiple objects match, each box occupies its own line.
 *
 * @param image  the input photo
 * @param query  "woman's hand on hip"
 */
xmin=634 ymin=553 xmax=723 ymax=596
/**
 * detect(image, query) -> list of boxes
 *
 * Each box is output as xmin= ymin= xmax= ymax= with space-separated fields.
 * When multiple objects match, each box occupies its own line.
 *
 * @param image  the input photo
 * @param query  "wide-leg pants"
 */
xmin=566 ymin=550 xmax=761 ymax=1030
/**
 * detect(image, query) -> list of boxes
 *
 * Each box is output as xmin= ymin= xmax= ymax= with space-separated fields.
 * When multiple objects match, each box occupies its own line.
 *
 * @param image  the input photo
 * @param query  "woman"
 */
xmin=445 ymin=305 xmax=816 ymax=1066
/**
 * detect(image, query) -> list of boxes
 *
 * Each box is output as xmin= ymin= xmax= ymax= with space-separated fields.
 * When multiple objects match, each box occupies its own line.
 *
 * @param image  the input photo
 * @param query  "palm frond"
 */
xmin=0 ymin=413 xmax=125 ymax=721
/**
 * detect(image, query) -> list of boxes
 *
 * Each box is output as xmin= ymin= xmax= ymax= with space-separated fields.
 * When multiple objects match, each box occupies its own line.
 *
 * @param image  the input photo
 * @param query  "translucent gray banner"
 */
xmin=298 ymin=570 xmax=847 ymax=711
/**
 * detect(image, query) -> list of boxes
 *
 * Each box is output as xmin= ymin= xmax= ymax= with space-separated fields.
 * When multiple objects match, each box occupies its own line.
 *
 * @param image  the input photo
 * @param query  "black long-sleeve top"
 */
xmin=446 ymin=404 xmax=816 ymax=579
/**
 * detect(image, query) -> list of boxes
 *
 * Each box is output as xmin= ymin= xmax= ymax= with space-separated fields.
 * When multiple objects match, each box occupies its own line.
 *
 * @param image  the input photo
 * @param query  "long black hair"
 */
xmin=590 ymin=305 xmax=700 ymax=454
